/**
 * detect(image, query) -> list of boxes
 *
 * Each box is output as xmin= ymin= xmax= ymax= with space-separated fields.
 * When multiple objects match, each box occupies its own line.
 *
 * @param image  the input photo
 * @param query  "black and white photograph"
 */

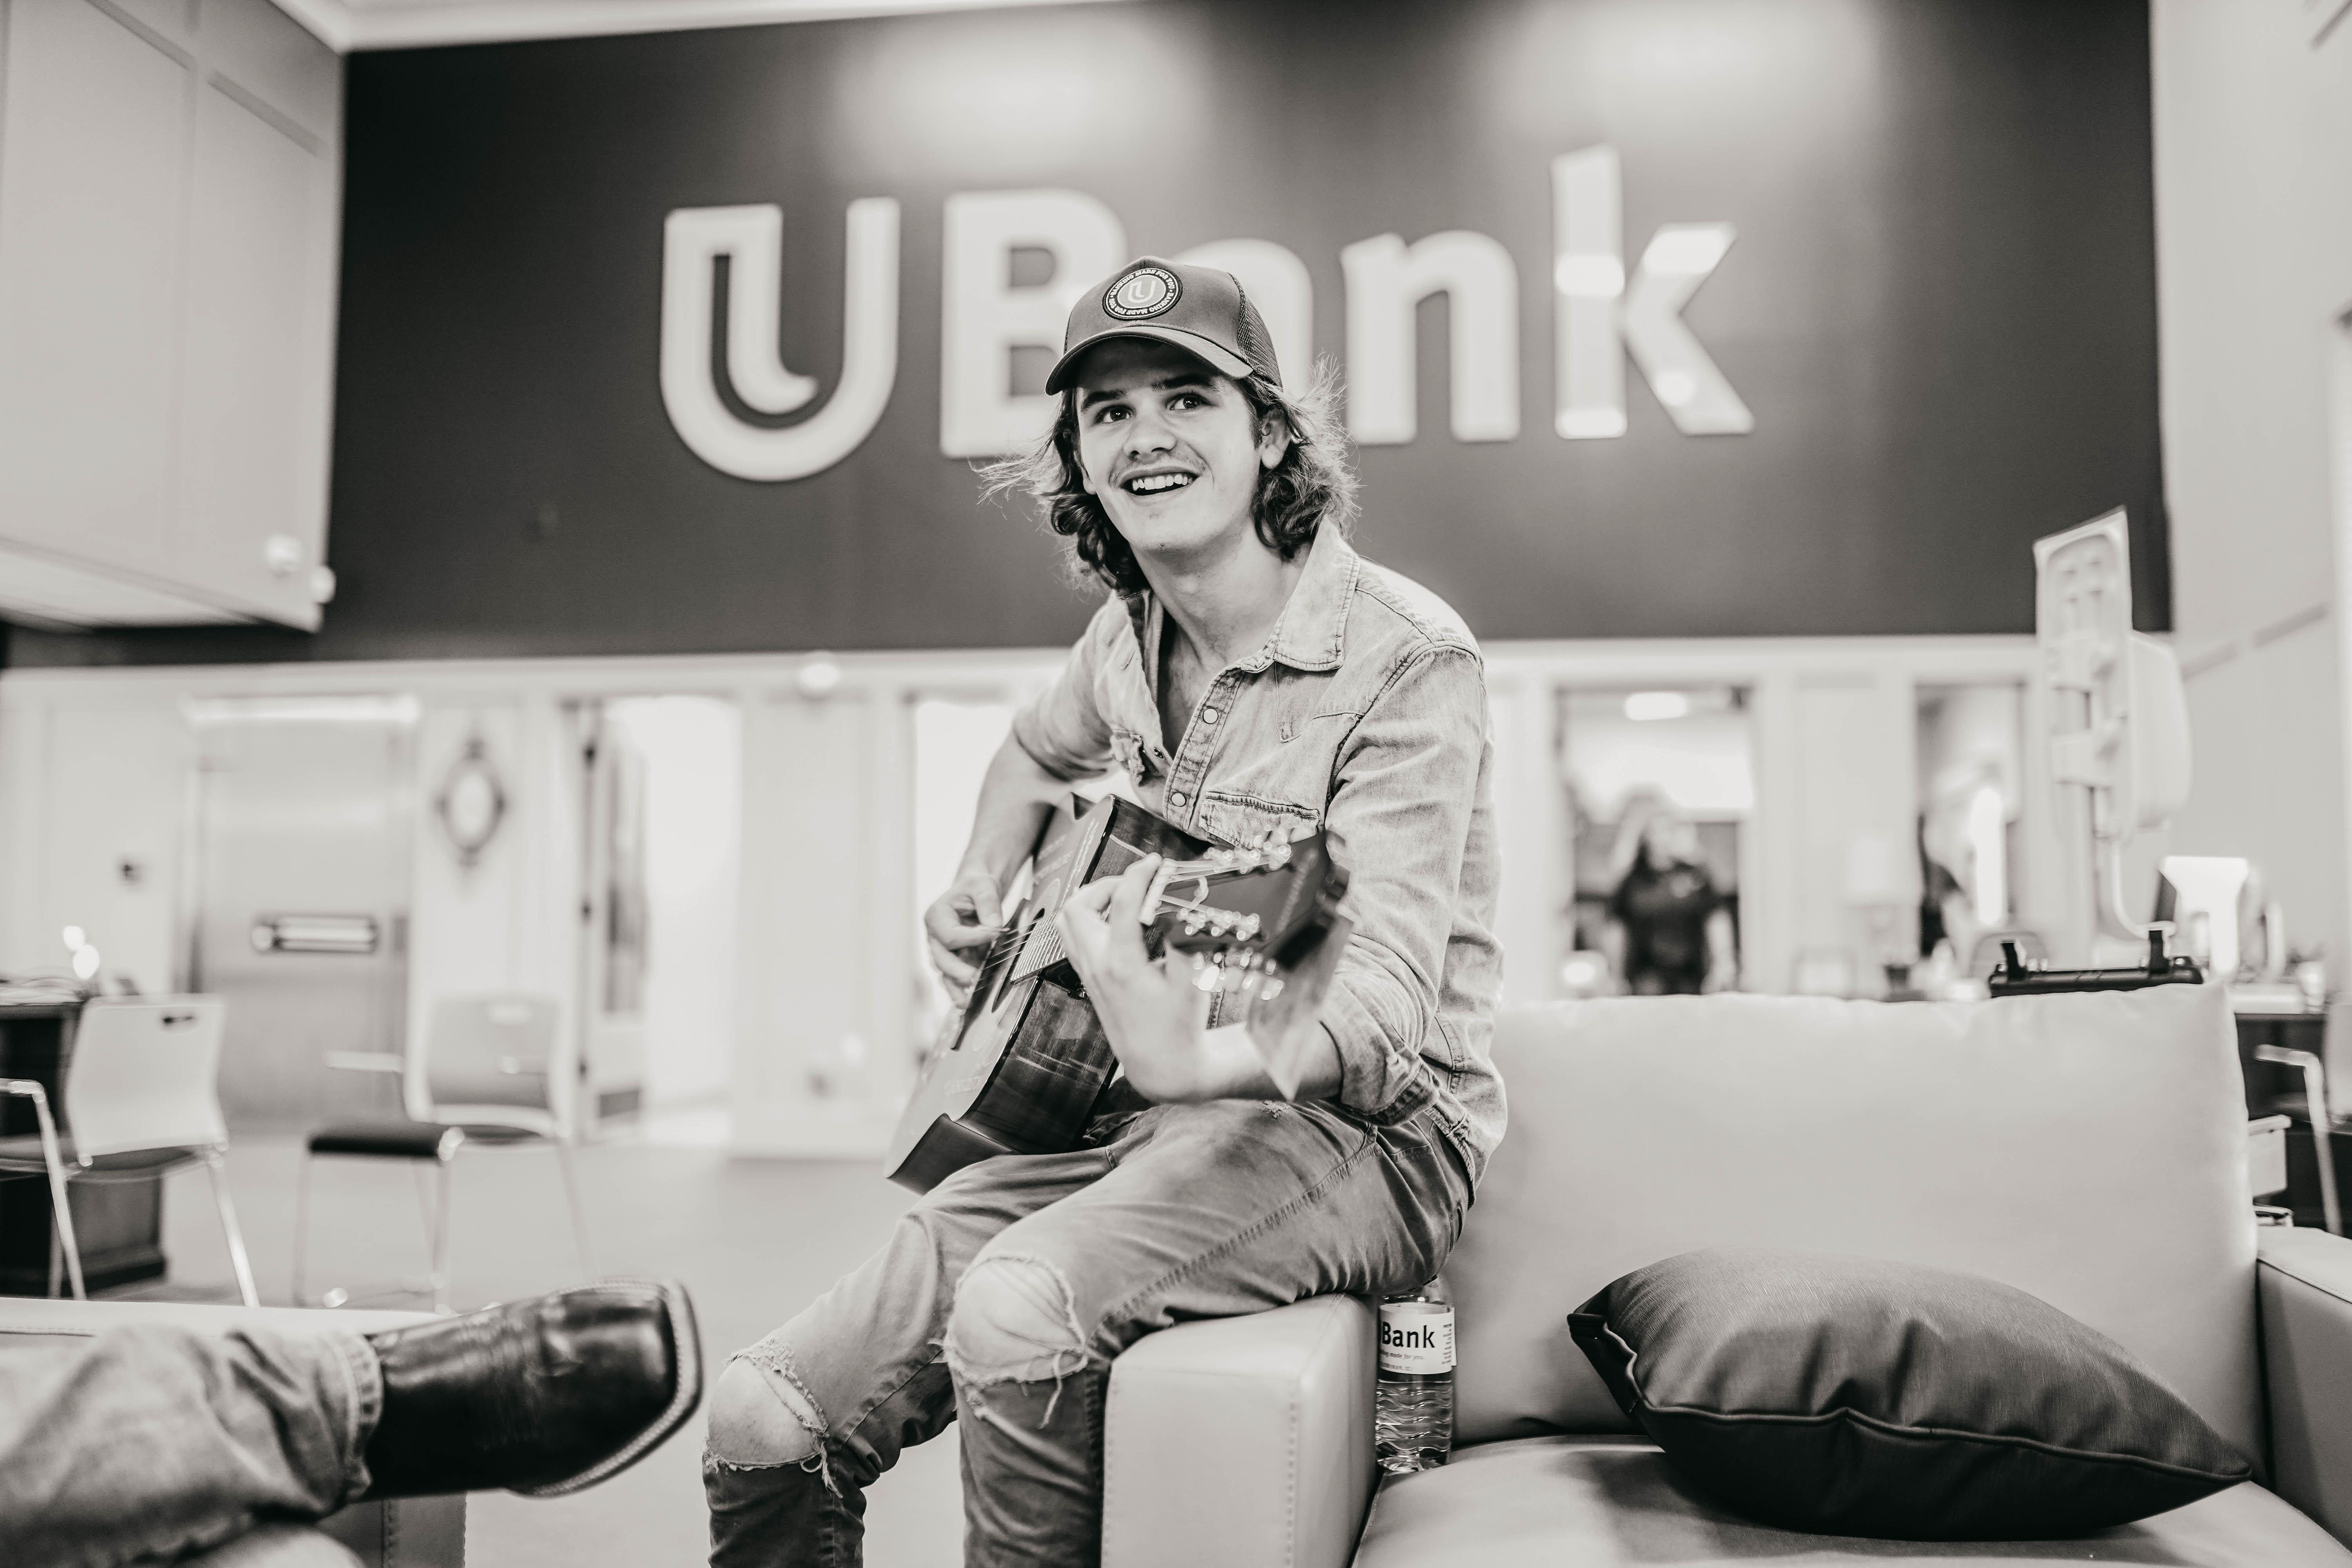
xmin=0 ymin=0 xmax=2347 ymax=1563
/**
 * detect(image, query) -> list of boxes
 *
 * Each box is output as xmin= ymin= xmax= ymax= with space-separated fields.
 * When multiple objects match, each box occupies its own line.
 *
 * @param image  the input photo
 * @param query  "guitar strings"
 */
xmin=959 ymin=916 xmax=1033 ymax=994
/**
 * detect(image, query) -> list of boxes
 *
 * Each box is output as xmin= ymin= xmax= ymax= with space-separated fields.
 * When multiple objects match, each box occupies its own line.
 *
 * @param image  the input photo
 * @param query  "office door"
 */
xmin=188 ymin=697 xmax=415 ymax=1131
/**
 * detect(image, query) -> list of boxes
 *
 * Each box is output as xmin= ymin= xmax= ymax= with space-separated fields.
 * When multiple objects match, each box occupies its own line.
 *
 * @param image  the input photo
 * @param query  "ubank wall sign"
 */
xmin=660 ymin=146 xmax=1750 ymax=481
xmin=308 ymin=0 xmax=2164 ymax=663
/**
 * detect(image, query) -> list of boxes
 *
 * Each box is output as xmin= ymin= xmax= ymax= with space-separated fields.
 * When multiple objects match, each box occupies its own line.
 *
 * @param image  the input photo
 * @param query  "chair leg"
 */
xmin=430 ymin=1155 xmax=454 ymax=1315
xmin=205 ymin=1151 xmax=260 ymax=1308
xmin=554 ymin=1137 xmax=594 ymax=1281
xmin=292 ymin=1150 xmax=313 ymax=1307
xmin=47 ymin=1225 xmax=62 ymax=1301
xmin=25 ymin=1086 xmax=85 ymax=1301
xmin=2257 ymin=1044 xmax=2341 ymax=1235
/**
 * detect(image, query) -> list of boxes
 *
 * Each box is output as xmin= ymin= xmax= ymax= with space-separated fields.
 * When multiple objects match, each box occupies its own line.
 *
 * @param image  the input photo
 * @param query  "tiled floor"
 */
xmin=121 ymin=1127 xmax=964 ymax=1567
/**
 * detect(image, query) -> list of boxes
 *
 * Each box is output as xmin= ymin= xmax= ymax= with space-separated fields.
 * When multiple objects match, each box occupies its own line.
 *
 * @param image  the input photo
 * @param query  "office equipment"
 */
xmin=2034 ymin=510 xmax=2191 ymax=964
xmin=1988 ymin=932 xmax=2203 ymax=997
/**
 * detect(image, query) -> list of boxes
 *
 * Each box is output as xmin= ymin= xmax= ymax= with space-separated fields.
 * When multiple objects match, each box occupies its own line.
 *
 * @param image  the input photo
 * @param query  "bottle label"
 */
xmin=1378 ymin=1301 xmax=1455 ymax=1375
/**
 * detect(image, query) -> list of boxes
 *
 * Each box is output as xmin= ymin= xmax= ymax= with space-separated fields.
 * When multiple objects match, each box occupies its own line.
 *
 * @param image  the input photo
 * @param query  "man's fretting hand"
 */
xmin=1057 ymin=855 xmax=1297 ymax=1103
xmin=924 ymin=868 xmax=1006 ymax=1008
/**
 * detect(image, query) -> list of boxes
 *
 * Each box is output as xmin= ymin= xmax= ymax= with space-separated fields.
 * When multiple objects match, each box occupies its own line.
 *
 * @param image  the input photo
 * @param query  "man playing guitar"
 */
xmin=705 ymin=257 xmax=1505 ymax=1567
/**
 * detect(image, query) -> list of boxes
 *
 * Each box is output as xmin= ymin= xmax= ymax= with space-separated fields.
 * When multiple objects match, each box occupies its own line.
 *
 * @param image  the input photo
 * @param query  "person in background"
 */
xmin=1602 ymin=798 xmax=1737 ymax=995
xmin=1916 ymin=816 xmax=1974 ymax=973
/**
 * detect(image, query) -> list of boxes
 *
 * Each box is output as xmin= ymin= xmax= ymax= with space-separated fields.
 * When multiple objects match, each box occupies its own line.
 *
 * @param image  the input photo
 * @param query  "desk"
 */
xmin=0 ymin=1000 xmax=166 ymax=1295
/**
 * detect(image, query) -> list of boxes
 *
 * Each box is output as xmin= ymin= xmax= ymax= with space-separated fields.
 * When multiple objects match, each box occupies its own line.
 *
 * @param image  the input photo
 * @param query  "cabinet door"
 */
xmin=173 ymin=72 xmax=336 ymax=625
xmin=0 ymin=0 xmax=192 ymax=577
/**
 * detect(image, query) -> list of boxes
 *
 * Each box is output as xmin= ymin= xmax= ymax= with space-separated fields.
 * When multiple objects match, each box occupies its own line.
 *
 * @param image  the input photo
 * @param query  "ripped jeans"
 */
xmin=704 ymin=1094 xmax=1472 ymax=1568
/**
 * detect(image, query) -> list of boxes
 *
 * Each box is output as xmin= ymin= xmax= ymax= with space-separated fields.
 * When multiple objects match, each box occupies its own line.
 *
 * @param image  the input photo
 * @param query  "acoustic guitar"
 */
xmin=886 ymin=793 xmax=1351 ymax=1193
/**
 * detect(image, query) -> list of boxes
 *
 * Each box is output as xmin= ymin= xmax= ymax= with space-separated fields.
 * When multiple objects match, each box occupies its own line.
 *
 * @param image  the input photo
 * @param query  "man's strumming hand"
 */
xmin=924 ymin=867 xmax=1006 ymax=1008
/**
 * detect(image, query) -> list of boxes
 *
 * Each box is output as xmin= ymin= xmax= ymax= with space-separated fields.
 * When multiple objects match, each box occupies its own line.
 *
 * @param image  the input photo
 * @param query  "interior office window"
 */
xmin=1913 ymin=683 xmax=2025 ymax=994
xmin=1557 ymin=687 xmax=1754 ymax=997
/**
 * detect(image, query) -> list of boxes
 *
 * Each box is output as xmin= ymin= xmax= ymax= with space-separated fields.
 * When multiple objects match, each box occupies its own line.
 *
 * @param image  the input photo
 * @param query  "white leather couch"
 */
xmin=1102 ymin=984 xmax=2352 ymax=1566
xmin=0 ymin=1296 xmax=464 ymax=1568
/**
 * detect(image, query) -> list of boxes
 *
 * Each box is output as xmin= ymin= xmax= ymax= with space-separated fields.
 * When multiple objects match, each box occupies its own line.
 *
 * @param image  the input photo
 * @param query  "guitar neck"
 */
xmin=1005 ymin=864 xmax=1278 ymax=985
xmin=997 ymin=795 xmax=1305 ymax=987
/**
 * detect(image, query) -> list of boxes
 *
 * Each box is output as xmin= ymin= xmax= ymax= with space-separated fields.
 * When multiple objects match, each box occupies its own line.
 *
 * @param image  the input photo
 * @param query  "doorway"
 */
xmin=574 ymin=696 xmax=743 ymax=1128
xmin=1914 ymin=683 xmax=2027 ymax=991
xmin=907 ymin=695 xmax=1017 ymax=1069
xmin=1557 ymin=686 xmax=1754 ymax=997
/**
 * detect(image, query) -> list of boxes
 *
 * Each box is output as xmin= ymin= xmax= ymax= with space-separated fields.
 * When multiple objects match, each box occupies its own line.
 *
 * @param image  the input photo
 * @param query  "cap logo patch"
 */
xmin=1103 ymin=266 xmax=1181 ymax=321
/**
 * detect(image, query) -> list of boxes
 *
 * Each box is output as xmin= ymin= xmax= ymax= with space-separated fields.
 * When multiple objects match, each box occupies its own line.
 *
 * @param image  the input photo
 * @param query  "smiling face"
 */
xmin=1071 ymin=337 xmax=1289 ymax=572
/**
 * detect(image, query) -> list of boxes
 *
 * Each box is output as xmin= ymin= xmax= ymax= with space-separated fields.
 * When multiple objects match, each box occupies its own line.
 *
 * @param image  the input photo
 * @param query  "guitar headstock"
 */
xmin=1142 ymin=830 xmax=1348 ymax=989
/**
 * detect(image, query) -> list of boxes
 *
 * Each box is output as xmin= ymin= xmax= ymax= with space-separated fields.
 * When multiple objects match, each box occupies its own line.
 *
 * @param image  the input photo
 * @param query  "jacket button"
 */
xmin=1201 ymin=708 xmax=1220 ymax=724
xmin=1168 ymin=791 xmax=1189 ymax=808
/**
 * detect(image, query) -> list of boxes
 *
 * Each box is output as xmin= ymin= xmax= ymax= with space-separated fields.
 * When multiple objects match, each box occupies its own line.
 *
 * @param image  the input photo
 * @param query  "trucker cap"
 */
xmin=1044 ymin=256 xmax=1284 ymax=394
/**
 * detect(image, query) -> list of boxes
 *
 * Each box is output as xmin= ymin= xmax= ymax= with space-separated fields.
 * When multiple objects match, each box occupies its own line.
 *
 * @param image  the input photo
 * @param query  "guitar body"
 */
xmin=886 ymin=796 xmax=1203 ymax=1193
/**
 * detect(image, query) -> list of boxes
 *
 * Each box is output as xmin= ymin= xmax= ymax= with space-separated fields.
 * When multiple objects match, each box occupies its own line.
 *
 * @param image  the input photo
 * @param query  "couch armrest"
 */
xmin=2260 ymin=1225 xmax=2352 ymax=1546
xmin=1102 ymin=1295 xmax=1375 ymax=1568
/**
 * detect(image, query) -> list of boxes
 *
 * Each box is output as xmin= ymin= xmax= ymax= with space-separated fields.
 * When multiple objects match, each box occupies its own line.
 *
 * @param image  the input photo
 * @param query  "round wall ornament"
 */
xmin=436 ymin=736 xmax=507 ymax=868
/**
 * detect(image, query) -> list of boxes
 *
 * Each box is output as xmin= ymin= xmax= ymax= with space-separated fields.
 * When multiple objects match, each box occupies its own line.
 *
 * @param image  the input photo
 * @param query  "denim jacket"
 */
xmin=1012 ymin=528 xmax=1506 ymax=1179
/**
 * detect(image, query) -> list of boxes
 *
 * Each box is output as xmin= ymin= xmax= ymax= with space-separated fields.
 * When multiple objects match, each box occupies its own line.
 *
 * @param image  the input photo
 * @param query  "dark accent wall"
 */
xmin=9 ymin=0 xmax=2166 ymax=668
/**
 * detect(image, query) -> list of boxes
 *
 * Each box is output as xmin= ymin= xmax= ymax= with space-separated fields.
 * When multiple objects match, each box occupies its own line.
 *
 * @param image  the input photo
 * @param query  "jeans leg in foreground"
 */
xmin=0 ymin=1324 xmax=379 ymax=1568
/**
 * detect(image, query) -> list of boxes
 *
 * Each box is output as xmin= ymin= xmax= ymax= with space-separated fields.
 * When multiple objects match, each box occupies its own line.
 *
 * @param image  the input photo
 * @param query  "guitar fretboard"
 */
xmin=1004 ymin=832 xmax=1290 ymax=985
xmin=1007 ymin=833 xmax=1164 ymax=983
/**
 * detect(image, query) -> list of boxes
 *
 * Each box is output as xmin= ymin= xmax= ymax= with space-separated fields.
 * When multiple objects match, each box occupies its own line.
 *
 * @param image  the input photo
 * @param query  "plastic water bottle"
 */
xmin=1376 ymin=1285 xmax=1455 ymax=1473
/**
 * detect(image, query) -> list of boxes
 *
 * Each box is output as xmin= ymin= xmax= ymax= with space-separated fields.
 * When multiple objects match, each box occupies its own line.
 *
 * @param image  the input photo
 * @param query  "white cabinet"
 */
xmin=176 ymin=62 xmax=338 ymax=619
xmin=0 ymin=0 xmax=188 ymax=580
xmin=0 ymin=0 xmax=340 ymax=630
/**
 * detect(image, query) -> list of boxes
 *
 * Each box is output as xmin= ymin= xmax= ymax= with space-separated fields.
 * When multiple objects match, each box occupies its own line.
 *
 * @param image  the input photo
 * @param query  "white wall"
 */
xmin=2153 ymin=0 xmax=2352 ymax=977
xmin=0 ymin=695 xmax=190 ymax=995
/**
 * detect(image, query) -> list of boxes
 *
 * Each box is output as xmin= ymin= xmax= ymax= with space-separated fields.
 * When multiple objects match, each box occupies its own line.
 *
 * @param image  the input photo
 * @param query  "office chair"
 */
xmin=0 ymin=997 xmax=258 ymax=1305
xmin=294 ymin=993 xmax=592 ymax=1313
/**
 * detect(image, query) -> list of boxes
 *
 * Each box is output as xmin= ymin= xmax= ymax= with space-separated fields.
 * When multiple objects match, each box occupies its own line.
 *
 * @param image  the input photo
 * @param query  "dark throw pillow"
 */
xmin=1568 ymin=1249 xmax=2250 ymax=1540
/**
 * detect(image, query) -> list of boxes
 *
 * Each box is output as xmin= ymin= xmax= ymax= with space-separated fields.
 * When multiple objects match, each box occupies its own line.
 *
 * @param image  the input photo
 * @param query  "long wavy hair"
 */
xmin=983 ymin=357 xmax=1358 ymax=598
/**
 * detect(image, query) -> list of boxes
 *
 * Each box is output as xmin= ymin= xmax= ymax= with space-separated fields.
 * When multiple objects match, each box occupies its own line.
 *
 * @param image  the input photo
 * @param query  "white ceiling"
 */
xmin=272 ymin=0 xmax=1116 ymax=53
